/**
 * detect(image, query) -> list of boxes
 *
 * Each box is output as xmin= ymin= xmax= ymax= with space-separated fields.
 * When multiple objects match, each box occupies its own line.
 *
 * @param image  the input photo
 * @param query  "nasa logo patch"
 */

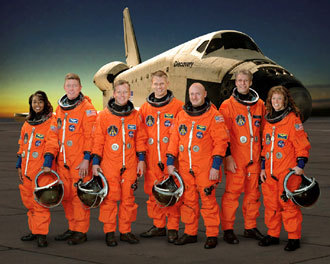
xmin=164 ymin=120 xmax=171 ymax=127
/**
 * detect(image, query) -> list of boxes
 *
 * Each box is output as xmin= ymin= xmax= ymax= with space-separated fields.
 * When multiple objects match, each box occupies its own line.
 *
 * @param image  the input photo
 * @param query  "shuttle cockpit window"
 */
xmin=196 ymin=40 xmax=209 ymax=53
xmin=205 ymin=32 xmax=261 ymax=55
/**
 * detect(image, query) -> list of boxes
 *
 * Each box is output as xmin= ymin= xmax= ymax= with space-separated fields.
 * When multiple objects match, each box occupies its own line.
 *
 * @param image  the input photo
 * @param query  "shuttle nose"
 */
xmin=288 ymin=86 xmax=312 ymax=122
xmin=252 ymin=67 xmax=312 ymax=122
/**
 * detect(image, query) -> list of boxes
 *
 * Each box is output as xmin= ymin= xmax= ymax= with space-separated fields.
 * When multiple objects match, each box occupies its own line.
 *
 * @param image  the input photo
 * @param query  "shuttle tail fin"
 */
xmin=123 ymin=7 xmax=141 ymax=67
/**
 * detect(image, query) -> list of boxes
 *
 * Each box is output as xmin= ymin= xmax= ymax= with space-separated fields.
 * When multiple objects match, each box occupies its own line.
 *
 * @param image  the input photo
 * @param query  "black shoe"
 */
xmin=21 ymin=233 xmax=37 ymax=241
xmin=284 ymin=239 xmax=300 ymax=251
xmin=36 ymin=235 xmax=48 ymax=247
xmin=244 ymin=228 xmax=264 ymax=240
xmin=67 ymin=232 xmax=87 ymax=245
xmin=120 ymin=232 xmax=139 ymax=244
xmin=258 ymin=235 xmax=280 ymax=247
xmin=204 ymin=237 xmax=218 ymax=249
xmin=140 ymin=226 xmax=166 ymax=238
xmin=223 ymin=229 xmax=239 ymax=244
xmin=174 ymin=233 xmax=197 ymax=245
xmin=168 ymin=229 xmax=178 ymax=243
xmin=55 ymin=229 xmax=74 ymax=241
xmin=105 ymin=232 xmax=118 ymax=247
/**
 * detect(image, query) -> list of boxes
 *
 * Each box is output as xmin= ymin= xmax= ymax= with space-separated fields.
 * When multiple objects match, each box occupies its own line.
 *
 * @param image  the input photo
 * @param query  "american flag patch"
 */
xmin=215 ymin=115 xmax=224 ymax=122
xmin=295 ymin=123 xmax=304 ymax=131
xmin=86 ymin=109 xmax=96 ymax=117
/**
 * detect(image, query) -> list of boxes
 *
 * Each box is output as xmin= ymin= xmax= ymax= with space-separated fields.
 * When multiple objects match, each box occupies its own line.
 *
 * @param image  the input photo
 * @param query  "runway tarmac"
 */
xmin=0 ymin=117 xmax=329 ymax=264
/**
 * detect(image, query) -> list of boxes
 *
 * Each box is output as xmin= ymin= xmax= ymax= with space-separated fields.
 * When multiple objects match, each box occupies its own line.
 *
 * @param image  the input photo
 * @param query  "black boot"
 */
xmin=223 ymin=229 xmax=239 ymax=244
xmin=21 ymin=233 xmax=37 ymax=241
xmin=55 ymin=229 xmax=74 ymax=241
xmin=67 ymin=232 xmax=87 ymax=245
xmin=244 ymin=228 xmax=264 ymax=240
xmin=140 ymin=226 xmax=166 ymax=238
xmin=120 ymin=232 xmax=139 ymax=244
xmin=204 ymin=237 xmax=218 ymax=249
xmin=174 ymin=234 xmax=197 ymax=245
xmin=36 ymin=235 xmax=48 ymax=247
xmin=105 ymin=232 xmax=118 ymax=247
xmin=168 ymin=230 xmax=178 ymax=243
xmin=284 ymin=239 xmax=300 ymax=251
xmin=258 ymin=235 xmax=280 ymax=247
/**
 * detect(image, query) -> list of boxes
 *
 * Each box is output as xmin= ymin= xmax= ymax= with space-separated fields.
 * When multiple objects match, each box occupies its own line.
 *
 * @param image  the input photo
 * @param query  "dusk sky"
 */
xmin=1 ymin=0 xmax=329 ymax=117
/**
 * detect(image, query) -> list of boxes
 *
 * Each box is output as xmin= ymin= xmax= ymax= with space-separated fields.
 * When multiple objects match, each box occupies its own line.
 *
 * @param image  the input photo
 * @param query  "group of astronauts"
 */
xmin=16 ymin=69 xmax=311 ymax=252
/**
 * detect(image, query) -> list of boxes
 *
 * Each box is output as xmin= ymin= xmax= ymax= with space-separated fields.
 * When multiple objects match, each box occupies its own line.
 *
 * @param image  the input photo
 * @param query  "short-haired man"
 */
xmin=43 ymin=73 xmax=97 ymax=245
xmin=139 ymin=70 xmax=184 ymax=243
xmin=92 ymin=80 xmax=147 ymax=246
xmin=167 ymin=83 xmax=229 ymax=249
xmin=219 ymin=69 xmax=265 ymax=244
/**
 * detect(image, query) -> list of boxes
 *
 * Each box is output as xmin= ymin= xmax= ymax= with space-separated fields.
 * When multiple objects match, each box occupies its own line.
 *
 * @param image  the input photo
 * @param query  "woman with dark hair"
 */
xmin=259 ymin=85 xmax=311 ymax=251
xmin=16 ymin=90 xmax=55 ymax=247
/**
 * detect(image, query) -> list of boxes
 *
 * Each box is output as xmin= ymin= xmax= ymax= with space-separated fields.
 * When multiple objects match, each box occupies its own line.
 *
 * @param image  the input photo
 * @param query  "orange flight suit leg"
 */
xmin=199 ymin=186 xmax=220 ymax=237
xmin=220 ymin=170 xmax=244 ymax=230
xmin=166 ymin=200 xmax=181 ymax=230
xmin=19 ymin=179 xmax=34 ymax=232
xmin=147 ymin=195 xmax=166 ymax=228
xmin=262 ymin=179 xmax=282 ymax=238
xmin=31 ymin=200 xmax=51 ymax=235
xmin=59 ymin=166 xmax=90 ymax=233
xmin=242 ymin=172 xmax=261 ymax=229
xmin=279 ymin=172 xmax=302 ymax=239
xmin=180 ymin=180 xmax=200 ymax=236
xmin=118 ymin=175 xmax=138 ymax=234
xmin=100 ymin=197 xmax=118 ymax=233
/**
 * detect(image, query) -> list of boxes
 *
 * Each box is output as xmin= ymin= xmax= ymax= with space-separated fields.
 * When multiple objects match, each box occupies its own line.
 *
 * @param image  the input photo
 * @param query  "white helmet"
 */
xmin=76 ymin=171 xmax=108 ymax=209
xmin=152 ymin=170 xmax=184 ymax=207
xmin=34 ymin=170 xmax=64 ymax=208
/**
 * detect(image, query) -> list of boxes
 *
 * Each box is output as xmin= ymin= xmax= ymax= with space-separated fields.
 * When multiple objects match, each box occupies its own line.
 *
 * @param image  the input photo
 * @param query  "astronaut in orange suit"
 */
xmin=167 ymin=83 xmax=228 ymax=249
xmin=17 ymin=91 xmax=55 ymax=248
xmin=92 ymin=80 xmax=147 ymax=247
xmin=219 ymin=69 xmax=265 ymax=244
xmin=43 ymin=73 xmax=97 ymax=245
xmin=139 ymin=70 xmax=183 ymax=243
xmin=259 ymin=85 xmax=310 ymax=251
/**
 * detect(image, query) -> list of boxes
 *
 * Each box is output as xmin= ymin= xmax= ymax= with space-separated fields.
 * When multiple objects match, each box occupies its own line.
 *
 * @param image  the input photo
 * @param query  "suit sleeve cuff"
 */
xmin=43 ymin=153 xmax=54 ymax=168
xmin=92 ymin=154 xmax=101 ymax=165
xmin=212 ymin=155 xmax=222 ymax=170
xmin=166 ymin=154 xmax=175 ymax=166
xmin=16 ymin=155 xmax=22 ymax=169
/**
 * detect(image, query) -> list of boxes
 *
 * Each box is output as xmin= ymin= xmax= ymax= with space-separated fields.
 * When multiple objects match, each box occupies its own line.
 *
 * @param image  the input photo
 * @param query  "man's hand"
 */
xmin=92 ymin=164 xmax=102 ymax=176
xmin=137 ymin=161 xmax=146 ymax=177
xmin=209 ymin=168 xmax=220 ymax=181
xmin=167 ymin=165 xmax=176 ymax=175
xmin=18 ymin=168 xmax=23 ymax=183
xmin=225 ymin=155 xmax=237 ymax=173
xmin=292 ymin=166 xmax=304 ymax=175
xmin=43 ymin=166 xmax=51 ymax=173
xmin=76 ymin=159 xmax=89 ymax=178
xmin=260 ymin=169 xmax=267 ymax=183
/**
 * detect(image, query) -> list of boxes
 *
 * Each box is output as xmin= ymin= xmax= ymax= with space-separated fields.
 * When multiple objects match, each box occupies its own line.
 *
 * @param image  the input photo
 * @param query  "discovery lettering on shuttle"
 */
xmin=173 ymin=61 xmax=194 ymax=68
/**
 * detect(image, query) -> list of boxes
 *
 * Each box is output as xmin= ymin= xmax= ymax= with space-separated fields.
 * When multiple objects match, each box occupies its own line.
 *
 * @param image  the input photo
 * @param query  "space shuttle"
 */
xmin=94 ymin=7 xmax=312 ymax=121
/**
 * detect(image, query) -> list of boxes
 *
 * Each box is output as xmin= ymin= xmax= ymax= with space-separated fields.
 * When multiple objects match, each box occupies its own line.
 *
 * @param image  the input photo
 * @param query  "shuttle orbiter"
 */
xmin=94 ymin=7 xmax=312 ymax=121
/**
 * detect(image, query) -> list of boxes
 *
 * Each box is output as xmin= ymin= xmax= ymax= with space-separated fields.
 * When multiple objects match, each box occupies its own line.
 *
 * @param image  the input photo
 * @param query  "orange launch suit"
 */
xmin=17 ymin=114 xmax=56 ymax=235
xmin=139 ymin=95 xmax=183 ymax=230
xmin=261 ymin=112 xmax=310 ymax=239
xmin=45 ymin=96 xmax=97 ymax=233
xmin=167 ymin=103 xmax=228 ymax=237
xmin=92 ymin=106 xmax=147 ymax=234
xmin=219 ymin=96 xmax=265 ymax=230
